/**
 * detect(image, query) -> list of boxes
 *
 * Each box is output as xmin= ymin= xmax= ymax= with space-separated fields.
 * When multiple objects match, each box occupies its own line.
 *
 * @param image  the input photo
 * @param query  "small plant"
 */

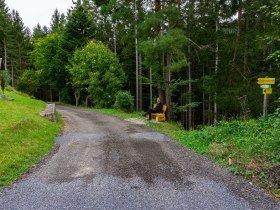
xmin=114 ymin=91 xmax=134 ymax=112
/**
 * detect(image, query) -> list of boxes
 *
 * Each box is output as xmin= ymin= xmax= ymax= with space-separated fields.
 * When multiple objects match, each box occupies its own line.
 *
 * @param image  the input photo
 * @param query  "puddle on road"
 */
xmin=56 ymin=133 xmax=106 ymax=145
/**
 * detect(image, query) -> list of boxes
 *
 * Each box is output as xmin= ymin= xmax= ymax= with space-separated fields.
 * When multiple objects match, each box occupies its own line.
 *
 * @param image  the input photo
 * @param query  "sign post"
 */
xmin=257 ymin=77 xmax=275 ymax=117
xmin=0 ymin=58 xmax=2 ymax=69
xmin=263 ymin=94 xmax=268 ymax=117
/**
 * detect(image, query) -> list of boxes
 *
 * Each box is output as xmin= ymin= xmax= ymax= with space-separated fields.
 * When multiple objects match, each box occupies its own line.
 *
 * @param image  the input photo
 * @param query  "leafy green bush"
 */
xmin=68 ymin=41 xmax=125 ymax=108
xmin=114 ymin=91 xmax=134 ymax=112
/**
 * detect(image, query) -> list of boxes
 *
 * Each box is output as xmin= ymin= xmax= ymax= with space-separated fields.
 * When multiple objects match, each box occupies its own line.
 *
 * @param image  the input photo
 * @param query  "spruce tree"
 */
xmin=63 ymin=0 xmax=96 ymax=58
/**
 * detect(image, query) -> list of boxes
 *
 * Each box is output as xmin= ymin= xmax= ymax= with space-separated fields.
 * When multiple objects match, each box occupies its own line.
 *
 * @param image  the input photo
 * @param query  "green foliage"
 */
xmin=16 ymin=70 xmax=40 ymax=95
xmin=0 ymin=88 xmax=62 ymax=188
xmin=63 ymin=0 xmax=96 ymax=56
xmin=114 ymin=91 xmax=134 ymax=112
xmin=68 ymin=41 xmax=125 ymax=108
xmin=50 ymin=9 xmax=65 ymax=33
xmin=31 ymin=33 xmax=67 ymax=97
xmin=148 ymin=115 xmax=280 ymax=195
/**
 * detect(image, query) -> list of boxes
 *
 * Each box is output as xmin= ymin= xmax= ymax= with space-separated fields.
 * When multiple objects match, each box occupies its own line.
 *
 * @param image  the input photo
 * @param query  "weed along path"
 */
xmin=0 ymin=106 xmax=279 ymax=210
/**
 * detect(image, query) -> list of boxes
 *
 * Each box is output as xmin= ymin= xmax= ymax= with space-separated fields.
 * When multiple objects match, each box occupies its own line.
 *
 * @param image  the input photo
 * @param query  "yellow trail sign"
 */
xmin=263 ymin=88 xmax=272 ymax=94
xmin=257 ymin=78 xmax=275 ymax=85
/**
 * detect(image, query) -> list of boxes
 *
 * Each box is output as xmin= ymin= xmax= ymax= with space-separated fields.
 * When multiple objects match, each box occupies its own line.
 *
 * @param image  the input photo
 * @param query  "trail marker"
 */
xmin=260 ymin=85 xmax=271 ymax=89
xmin=257 ymin=78 xmax=275 ymax=85
xmin=262 ymin=88 xmax=272 ymax=94
xmin=257 ymin=77 xmax=276 ymax=117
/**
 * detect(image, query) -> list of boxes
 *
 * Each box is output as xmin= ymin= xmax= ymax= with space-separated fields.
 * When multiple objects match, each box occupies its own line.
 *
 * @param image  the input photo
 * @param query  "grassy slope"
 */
xmin=0 ymin=88 xmax=62 ymax=188
xmin=89 ymin=107 xmax=280 ymax=197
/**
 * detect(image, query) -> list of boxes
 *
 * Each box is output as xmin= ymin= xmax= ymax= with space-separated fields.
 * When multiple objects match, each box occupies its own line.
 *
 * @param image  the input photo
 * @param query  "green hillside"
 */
xmin=0 ymin=88 xmax=62 ymax=188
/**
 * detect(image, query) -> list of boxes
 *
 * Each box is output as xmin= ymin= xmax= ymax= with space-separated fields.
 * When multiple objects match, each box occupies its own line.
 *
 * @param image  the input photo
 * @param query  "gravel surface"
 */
xmin=0 ymin=105 xmax=279 ymax=210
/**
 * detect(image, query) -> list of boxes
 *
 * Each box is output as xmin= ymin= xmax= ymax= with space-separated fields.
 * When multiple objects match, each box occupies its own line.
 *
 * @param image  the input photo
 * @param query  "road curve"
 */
xmin=0 ymin=105 xmax=279 ymax=210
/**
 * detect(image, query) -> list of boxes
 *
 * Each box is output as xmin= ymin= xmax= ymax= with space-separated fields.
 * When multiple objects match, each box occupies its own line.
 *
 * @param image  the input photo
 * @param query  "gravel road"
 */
xmin=0 ymin=105 xmax=279 ymax=210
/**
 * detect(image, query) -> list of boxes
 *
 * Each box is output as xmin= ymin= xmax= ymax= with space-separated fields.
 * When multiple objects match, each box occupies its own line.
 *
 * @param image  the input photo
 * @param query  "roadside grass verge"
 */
xmin=91 ymin=107 xmax=280 ymax=197
xmin=91 ymin=108 xmax=141 ymax=118
xmin=148 ymin=117 xmax=280 ymax=197
xmin=0 ymin=88 xmax=62 ymax=189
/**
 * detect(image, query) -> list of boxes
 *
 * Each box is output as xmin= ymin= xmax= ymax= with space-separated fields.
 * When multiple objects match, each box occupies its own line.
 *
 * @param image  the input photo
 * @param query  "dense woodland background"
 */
xmin=0 ymin=0 xmax=279 ymax=129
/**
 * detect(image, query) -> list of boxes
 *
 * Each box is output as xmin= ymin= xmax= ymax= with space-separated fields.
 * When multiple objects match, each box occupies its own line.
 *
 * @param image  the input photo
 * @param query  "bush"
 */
xmin=68 ymin=41 xmax=125 ymax=108
xmin=114 ymin=91 xmax=134 ymax=112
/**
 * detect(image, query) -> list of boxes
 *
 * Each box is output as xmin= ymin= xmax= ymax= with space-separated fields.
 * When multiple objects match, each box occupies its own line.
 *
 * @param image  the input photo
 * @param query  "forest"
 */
xmin=0 ymin=0 xmax=279 ymax=129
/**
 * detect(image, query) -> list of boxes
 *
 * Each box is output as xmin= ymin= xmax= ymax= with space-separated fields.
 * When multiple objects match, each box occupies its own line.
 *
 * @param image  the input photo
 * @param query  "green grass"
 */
xmin=90 ymin=107 xmax=280 ymax=197
xmin=91 ymin=108 xmax=141 ymax=118
xmin=0 ymin=88 xmax=62 ymax=188
xmin=150 ymin=116 xmax=280 ymax=197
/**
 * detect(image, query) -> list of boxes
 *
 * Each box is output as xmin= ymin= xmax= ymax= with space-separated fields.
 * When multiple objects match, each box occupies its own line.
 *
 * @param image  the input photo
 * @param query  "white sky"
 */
xmin=5 ymin=0 xmax=74 ymax=30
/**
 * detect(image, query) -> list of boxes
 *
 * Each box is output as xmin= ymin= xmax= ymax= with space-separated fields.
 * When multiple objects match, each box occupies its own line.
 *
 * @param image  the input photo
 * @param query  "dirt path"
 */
xmin=0 ymin=106 xmax=279 ymax=210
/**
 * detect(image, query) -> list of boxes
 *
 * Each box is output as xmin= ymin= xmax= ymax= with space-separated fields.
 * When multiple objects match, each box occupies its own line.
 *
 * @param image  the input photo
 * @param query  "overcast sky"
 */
xmin=5 ymin=0 xmax=74 ymax=30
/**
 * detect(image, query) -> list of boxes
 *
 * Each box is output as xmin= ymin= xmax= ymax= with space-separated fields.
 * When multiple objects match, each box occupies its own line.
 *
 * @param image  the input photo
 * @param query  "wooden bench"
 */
xmin=40 ymin=104 xmax=57 ymax=123
xmin=151 ymin=104 xmax=167 ymax=122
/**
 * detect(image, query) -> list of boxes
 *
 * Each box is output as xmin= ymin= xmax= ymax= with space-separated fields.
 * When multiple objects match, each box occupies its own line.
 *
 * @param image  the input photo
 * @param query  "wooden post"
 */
xmin=263 ymin=94 xmax=268 ymax=117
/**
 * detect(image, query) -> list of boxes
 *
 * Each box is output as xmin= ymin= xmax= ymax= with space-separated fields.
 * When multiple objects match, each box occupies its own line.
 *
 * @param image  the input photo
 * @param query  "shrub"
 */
xmin=68 ymin=41 xmax=125 ymax=108
xmin=114 ymin=91 xmax=134 ymax=112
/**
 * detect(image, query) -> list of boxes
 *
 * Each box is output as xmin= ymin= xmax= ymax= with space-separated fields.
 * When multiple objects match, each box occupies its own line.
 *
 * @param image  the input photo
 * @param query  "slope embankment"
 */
xmin=0 ymin=88 xmax=62 ymax=188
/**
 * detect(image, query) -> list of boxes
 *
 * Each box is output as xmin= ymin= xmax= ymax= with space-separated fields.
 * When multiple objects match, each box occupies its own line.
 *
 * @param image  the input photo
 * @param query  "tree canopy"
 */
xmin=0 ymin=0 xmax=278 ymax=127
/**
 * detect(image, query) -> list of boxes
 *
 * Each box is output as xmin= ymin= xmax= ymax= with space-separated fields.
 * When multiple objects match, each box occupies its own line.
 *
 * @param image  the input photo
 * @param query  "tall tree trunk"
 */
xmin=188 ymin=45 xmax=192 ymax=130
xmin=74 ymin=90 xmax=80 ymax=106
xmin=208 ymin=95 xmax=211 ymax=125
xmin=134 ymin=0 xmax=139 ymax=111
xmin=166 ymin=53 xmax=171 ymax=121
xmin=11 ymin=64 xmax=14 ymax=87
xmin=187 ymin=0 xmax=194 ymax=130
xmin=230 ymin=0 xmax=242 ymax=83
xmin=150 ymin=66 xmax=153 ymax=108
xmin=202 ymin=66 xmax=206 ymax=126
xmin=139 ymin=53 xmax=142 ymax=111
xmin=4 ymin=38 xmax=7 ymax=71
xmin=113 ymin=23 xmax=117 ymax=56
xmin=214 ymin=14 xmax=219 ymax=124
xmin=155 ymin=0 xmax=161 ymax=11
xmin=243 ymin=8 xmax=249 ymax=77
xmin=159 ymin=54 xmax=166 ymax=104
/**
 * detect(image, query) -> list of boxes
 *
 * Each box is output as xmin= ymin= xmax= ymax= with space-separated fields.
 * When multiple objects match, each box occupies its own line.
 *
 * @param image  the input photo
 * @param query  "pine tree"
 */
xmin=9 ymin=10 xmax=32 ymax=84
xmin=0 ymin=0 xmax=11 ymax=71
xmin=32 ymin=24 xmax=47 ymax=41
xmin=63 ymin=0 xmax=96 ymax=57
xmin=50 ymin=9 xmax=66 ymax=33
